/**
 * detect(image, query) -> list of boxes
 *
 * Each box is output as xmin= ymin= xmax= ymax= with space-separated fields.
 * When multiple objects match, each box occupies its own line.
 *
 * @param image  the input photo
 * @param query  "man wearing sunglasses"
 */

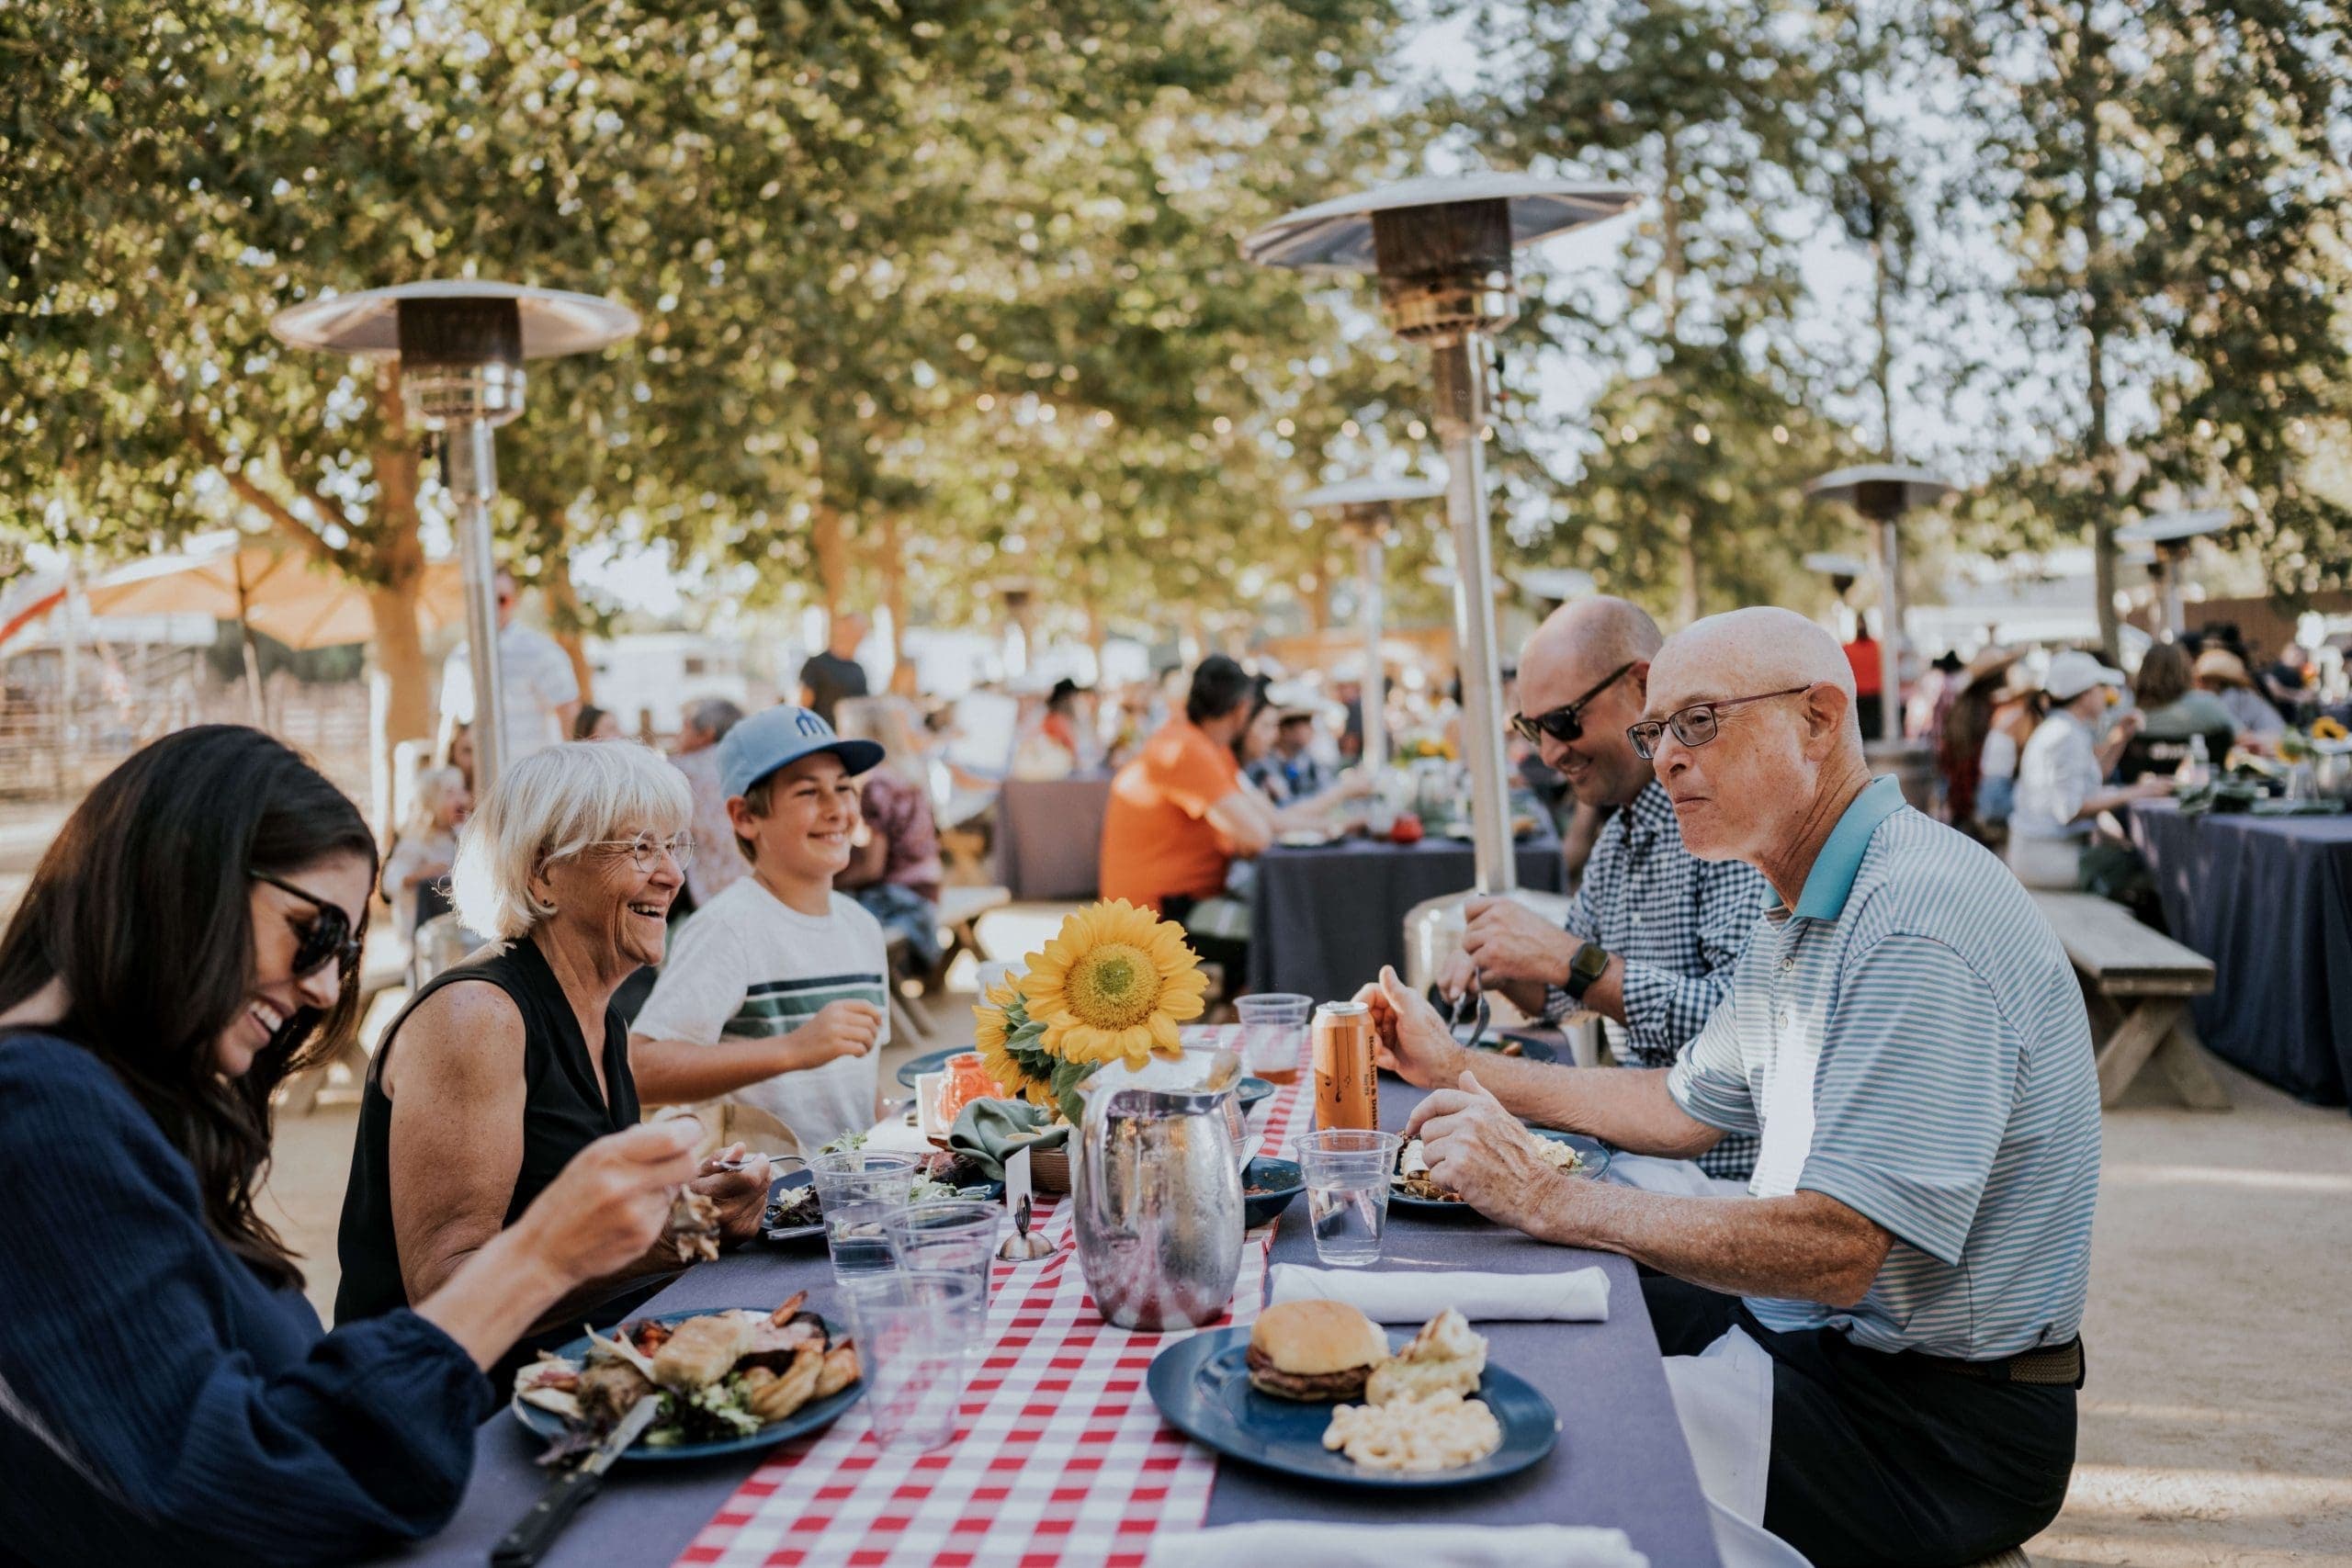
xmin=1433 ymin=596 xmax=1771 ymax=1185
xmin=1385 ymin=607 xmax=2097 ymax=1567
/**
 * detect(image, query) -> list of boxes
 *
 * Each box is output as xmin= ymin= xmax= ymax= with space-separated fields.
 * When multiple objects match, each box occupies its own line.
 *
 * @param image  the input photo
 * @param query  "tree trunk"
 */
xmin=367 ymin=373 xmax=434 ymax=795
xmin=1871 ymin=234 xmax=1897 ymax=460
xmin=1658 ymin=134 xmax=1702 ymax=623
xmin=2075 ymin=21 xmax=2121 ymax=662
xmin=812 ymin=505 xmax=851 ymax=624
xmin=541 ymin=540 xmax=595 ymax=704
xmin=872 ymin=513 xmax=913 ymax=694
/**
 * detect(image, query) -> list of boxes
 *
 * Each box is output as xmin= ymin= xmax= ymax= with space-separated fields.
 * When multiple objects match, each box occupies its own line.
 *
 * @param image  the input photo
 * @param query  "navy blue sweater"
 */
xmin=0 ymin=1032 xmax=494 ymax=1567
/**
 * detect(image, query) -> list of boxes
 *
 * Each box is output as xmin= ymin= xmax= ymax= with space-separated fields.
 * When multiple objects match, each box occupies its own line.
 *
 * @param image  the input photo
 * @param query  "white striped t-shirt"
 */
xmin=631 ymin=878 xmax=889 ymax=1151
xmin=1667 ymin=776 xmax=2102 ymax=1359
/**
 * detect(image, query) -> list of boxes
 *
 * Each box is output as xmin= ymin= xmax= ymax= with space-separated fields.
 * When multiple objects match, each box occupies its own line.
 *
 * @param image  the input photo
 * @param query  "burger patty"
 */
xmin=1245 ymin=1340 xmax=1373 ymax=1402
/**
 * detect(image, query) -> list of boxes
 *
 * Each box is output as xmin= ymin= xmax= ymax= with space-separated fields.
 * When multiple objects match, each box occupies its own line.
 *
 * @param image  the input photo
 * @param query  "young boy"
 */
xmin=631 ymin=705 xmax=893 ymax=1154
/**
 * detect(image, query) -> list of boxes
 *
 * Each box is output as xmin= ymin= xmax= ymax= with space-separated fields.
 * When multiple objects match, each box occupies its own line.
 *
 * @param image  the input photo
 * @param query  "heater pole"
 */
xmin=1431 ymin=335 xmax=1515 ymax=897
xmin=1358 ymin=530 xmax=1387 ymax=778
xmin=2158 ymin=548 xmax=2185 ymax=640
xmin=1876 ymin=513 xmax=1902 ymax=744
xmin=447 ymin=418 xmax=508 ymax=796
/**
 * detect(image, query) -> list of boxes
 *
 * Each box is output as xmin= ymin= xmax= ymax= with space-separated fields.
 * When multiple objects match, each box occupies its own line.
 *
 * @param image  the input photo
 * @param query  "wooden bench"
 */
xmin=2030 ymin=890 xmax=2229 ymax=1110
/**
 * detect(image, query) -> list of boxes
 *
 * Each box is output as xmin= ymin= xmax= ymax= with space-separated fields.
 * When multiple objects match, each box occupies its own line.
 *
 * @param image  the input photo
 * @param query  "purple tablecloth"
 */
xmin=394 ymin=1080 xmax=1714 ymax=1567
xmin=2131 ymin=800 xmax=2352 ymax=1107
xmin=1247 ymin=834 xmax=1566 ymax=1004
xmin=1204 ymin=1077 xmax=1723 ymax=1566
xmin=996 ymin=774 xmax=1114 ymax=900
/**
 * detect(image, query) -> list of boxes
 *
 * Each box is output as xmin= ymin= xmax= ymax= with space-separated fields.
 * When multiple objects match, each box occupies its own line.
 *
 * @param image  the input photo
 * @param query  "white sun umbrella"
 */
xmin=1806 ymin=464 xmax=1954 ymax=743
xmin=2116 ymin=508 xmax=2231 ymax=639
xmin=85 ymin=542 xmax=466 ymax=719
xmin=1249 ymin=173 xmax=1638 ymax=896
xmin=1297 ymin=474 xmax=1445 ymax=777
xmin=272 ymin=281 xmax=639 ymax=795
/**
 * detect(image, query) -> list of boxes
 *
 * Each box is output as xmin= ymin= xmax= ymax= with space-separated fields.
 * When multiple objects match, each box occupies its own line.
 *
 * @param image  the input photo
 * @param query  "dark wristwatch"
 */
xmin=1563 ymin=942 xmax=1611 ymax=1002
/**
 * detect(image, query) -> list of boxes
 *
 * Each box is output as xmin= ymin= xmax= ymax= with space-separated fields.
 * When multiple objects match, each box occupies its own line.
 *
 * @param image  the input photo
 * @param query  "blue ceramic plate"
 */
xmin=1148 ymin=1325 xmax=1560 ymax=1488
xmin=759 ymin=1168 xmax=1003 ymax=1246
xmin=510 ymin=1309 xmax=866 ymax=1461
xmin=1388 ymin=1128 xmax=1610 ymax=1218
xmin=1241 ymin=1156 xmax=1304 ymax=1228
xmin=1481 ymin=1031 xmax=1559 ymax=1064
xmin=1236 ymin=1077 xmax=1275 ymax=1115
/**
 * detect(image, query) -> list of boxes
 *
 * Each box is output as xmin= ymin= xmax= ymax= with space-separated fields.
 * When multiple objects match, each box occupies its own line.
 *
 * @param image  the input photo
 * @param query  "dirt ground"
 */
xmin=2 ymin=806 xmax=2343 ymax=1568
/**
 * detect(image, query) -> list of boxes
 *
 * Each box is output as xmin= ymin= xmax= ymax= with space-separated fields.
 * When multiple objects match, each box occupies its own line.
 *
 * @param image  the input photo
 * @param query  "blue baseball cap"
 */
xmin=718 ymin=705 xmax=885 ymax=798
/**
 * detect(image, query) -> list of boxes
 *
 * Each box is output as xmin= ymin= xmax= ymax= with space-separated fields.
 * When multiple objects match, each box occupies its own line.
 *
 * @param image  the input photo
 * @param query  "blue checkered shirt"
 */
xmin=1543 ymin=781 xmax=1773 ymax=1179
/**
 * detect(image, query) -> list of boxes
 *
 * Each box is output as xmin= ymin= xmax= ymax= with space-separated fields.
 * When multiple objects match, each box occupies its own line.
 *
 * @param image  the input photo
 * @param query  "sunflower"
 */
xmin=1018 ymin=899 xmax=1208 ymax=1070
xmin=972 ymin=980 xmax=1025 ymax=1100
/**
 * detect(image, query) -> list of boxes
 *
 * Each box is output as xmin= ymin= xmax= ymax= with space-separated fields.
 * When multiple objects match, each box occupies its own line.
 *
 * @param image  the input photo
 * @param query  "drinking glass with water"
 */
xmin=1296 ymin=1128 xmax=1401 ymax=1268
xmin=849 ymin=1269 xmax=987 ymax=1453
xmin=806 ymin=1150 xmax=922 ymax=1296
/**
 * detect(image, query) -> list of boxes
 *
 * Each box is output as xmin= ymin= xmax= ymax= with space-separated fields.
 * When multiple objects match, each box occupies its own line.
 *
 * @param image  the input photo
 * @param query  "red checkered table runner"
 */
xmin=676 ymin=1029 xmax=1309 ymax=1568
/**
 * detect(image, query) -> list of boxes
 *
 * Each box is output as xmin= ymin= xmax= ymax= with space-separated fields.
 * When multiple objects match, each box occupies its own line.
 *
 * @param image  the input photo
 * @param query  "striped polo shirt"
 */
xmin=1666 ymin=776 xmax=2101 ymax=1359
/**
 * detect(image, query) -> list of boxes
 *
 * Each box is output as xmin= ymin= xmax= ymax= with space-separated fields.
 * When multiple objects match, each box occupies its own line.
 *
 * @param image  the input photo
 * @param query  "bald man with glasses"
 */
xmin=1372 ymin=608 xmax=2098 ymax=1567
xmin=1434 ymin=596 xmax=1772 ymax=1185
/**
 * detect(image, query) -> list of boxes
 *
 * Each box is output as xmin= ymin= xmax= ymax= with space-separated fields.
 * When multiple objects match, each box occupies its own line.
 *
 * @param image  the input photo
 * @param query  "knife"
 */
xmin=492 ymin=1392 xmax=662 ymax=1566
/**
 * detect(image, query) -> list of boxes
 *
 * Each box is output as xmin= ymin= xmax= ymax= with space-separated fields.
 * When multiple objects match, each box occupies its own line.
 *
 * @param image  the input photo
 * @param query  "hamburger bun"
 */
xmin=1246 ymin=1300 xmax=1390 ymax=1402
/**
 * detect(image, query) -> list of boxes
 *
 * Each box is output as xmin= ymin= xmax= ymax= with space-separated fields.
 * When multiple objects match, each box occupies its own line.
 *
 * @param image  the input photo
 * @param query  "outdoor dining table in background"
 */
xmin=2131 ymin=798 xmax=2352 ymax=1107
xmin=393 ymin=1056 xmax=1715 ymax=1566
xmin=996 ymin=773 xmax=1114 ymax=900
xmin=1247 ymin=829 xmax=1566 ymax=1002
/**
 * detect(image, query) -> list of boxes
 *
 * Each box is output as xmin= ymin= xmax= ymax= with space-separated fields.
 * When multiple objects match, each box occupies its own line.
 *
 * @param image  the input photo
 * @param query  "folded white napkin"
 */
xmin=1148 ymin=1522 xmax=1647 ymax=1568
xmin=1268 ymin=1264 xmax=1609 ymax=1323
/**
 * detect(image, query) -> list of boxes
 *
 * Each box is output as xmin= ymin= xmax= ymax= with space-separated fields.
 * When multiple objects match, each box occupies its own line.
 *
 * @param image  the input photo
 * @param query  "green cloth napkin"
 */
xmin=947 ymin=1097 xmax=1073 ymax=1180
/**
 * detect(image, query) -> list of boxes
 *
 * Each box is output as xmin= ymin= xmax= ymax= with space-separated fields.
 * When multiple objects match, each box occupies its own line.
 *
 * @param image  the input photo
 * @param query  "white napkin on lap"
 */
xmin=1148 ymin=1522 xmax=1647 ymax=1568
xmin=1268 ymin=1264 xmax=1609 ymax=1323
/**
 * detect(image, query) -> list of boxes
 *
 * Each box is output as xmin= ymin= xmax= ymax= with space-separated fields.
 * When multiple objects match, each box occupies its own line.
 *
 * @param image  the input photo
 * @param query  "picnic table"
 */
xmin=396 ymin=1064 xmax=1715 ymax=1566
xmin=997 ymin=774 xmax=1114 ymax=900
xmin=2130 ymin=800 xmax=2352 ymax=1107
xmin=1246 ymin=830 xmax=1566 ymax=1003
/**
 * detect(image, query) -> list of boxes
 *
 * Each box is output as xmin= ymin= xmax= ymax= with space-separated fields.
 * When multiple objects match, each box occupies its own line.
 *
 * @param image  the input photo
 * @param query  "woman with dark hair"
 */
xmin=0 ymin=726 xmax=706 ymax=1566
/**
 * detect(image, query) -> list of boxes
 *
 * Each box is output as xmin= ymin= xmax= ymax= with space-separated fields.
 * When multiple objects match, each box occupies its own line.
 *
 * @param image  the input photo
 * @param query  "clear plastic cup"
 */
xmin=884 ymin=1200 xmax=1001 ymax=1306
xmin=848 ymin=1269 xmax=986 ymax=1454
xmin=806 ymin=1150 xmax=922 ymax=1297
xmin=1296 ymin=1128 xmax=1402 ymax=1268
xmin=1236 ymin=992 xmax=1312 ymax=1084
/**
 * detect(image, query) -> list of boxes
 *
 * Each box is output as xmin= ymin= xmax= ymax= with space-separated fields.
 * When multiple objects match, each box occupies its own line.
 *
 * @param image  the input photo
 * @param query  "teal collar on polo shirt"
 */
xmin=1791 ymin=774 xmax=1909 ymax=921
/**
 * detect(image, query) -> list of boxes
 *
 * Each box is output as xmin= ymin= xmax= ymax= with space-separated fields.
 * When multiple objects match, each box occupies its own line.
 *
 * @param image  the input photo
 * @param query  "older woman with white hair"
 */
xmin=335 ymin=741 xmax=770 ymax=1377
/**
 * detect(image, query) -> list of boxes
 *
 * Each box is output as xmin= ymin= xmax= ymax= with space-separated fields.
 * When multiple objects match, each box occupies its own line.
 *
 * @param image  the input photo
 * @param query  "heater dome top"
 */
xmin=270 ymin=280 xmax=639 ymax=359
xmin=1805 ymin=464 xmax=1954 ymax=513
xmin=1243 ymin=173 xmax=1639 ymax=273
xmin=2116 ymin=508 xmax=2232 ymax=546
xmin=1803 ymin=551 xmax=1872 ymax=579
xmin=1296 ymin=475 xmax=1447 ymax=511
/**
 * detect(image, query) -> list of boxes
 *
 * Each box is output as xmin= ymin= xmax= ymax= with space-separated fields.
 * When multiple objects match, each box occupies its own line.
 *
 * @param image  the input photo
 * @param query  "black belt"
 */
xmin=1903 ymin=1337 xmax=2085 ymax=1389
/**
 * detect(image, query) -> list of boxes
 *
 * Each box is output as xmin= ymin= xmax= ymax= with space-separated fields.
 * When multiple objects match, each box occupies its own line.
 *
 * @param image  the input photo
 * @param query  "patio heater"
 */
xmin=1246 ymin=174 xmax=1636 ymax=897
xmin=1803 ymin=550 xmax=1871 ymax=641
xmin=271 ymin=281 xmax=639 ymax=796
xmin=2116 ymin=509 xmax=2230 ymax=641
xmin=997 ymin=577 xmax=1041 ymax=678
xmin=1805 ymin=465 xmax=1952 ymax=745
xmin=1296 ymin=475 xmax=1445 ymax=778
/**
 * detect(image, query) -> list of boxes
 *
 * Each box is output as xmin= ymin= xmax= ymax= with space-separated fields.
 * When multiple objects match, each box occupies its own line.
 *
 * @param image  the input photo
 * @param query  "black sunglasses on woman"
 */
xmin=251 ymin=871 xmax=365 ymax=977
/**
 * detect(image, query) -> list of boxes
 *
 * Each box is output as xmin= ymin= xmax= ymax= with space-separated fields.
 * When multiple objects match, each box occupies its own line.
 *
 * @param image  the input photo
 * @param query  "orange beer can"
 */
xmin=1311 ymin=1000 xmax=1379 ymax=1131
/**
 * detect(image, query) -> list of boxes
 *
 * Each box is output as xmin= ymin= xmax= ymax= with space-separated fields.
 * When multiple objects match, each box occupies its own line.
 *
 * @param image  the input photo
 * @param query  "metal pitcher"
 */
xmin=1072 ymin=1051 xmax=1245 ymax=1330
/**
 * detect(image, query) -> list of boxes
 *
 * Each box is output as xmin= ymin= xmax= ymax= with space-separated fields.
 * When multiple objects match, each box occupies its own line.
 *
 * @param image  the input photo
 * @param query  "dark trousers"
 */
xmin=1643 ymin=1276 xmax=2075 ymax=1568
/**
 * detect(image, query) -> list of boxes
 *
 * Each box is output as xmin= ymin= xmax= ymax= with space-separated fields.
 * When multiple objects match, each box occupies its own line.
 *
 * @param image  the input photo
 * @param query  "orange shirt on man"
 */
xmin=1844 ymin=635 xmax=1883 ymax=697
xmin=1099 ymin=718 xmax=1242 ymax=912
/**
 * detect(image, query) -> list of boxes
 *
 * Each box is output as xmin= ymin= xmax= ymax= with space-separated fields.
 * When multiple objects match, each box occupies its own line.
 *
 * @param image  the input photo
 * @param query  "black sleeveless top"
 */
xmin=334 ymin=936 xmax=640 ymax=1327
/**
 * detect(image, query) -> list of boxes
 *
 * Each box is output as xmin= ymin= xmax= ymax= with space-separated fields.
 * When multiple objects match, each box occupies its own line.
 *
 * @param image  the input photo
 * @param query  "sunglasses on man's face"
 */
xmin=1509 ymin=661 xmax=1636 ymax=747
xmin=250 ymin=872 xmax=364 ymax=979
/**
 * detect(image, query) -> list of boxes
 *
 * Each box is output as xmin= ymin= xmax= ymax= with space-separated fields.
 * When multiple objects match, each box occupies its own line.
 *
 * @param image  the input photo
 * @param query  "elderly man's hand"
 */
xmin=1356 ymin=964 xmax=1467 ymax=1089
xmin=1461 ymin=896 xmax=1580 ymax=989
xmin=1404 ymin=1071 xmax=1577 ymax=1236
xmin=690 ymin=1143 xmax=773 ymax=1245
